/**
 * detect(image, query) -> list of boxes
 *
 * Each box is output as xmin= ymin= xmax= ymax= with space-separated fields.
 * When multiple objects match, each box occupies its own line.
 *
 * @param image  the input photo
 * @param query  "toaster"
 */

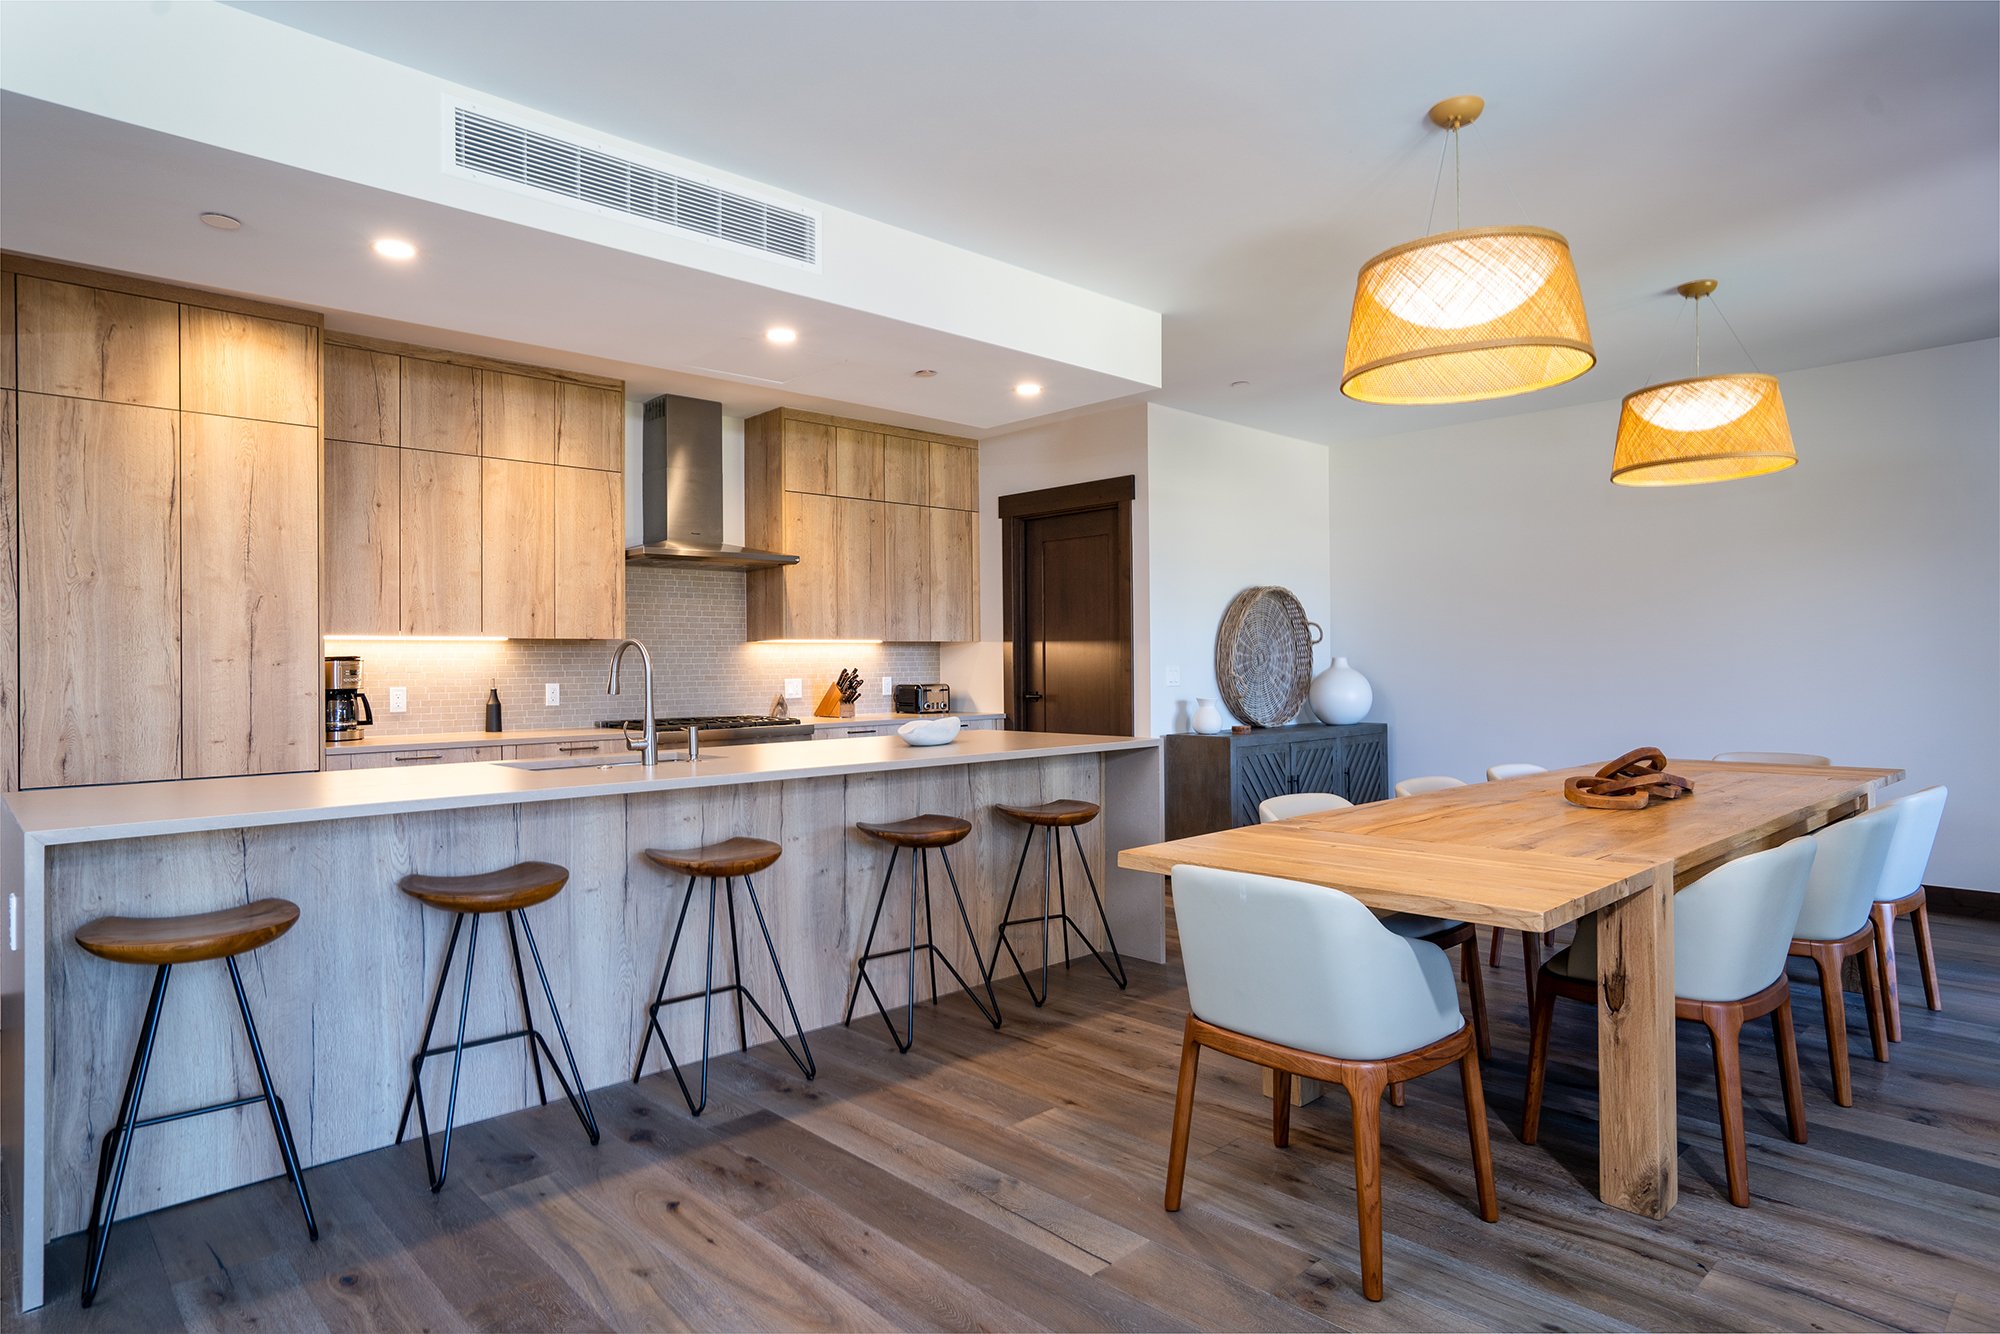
xmin=895 ymin=683 xmax=952 ymax=714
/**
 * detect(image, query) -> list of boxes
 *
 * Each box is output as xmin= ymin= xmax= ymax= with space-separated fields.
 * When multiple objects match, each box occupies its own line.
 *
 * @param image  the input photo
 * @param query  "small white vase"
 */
xmin=1191 ymin=699 xmax=1226 ymax=735
xmin=1311 ymin=657 xmax=1373 ymax=725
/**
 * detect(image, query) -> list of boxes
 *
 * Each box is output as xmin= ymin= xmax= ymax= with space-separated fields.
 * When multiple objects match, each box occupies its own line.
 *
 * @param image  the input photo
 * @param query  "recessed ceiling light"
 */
xmin=372 ymin=237 xmax=418 ymax=261
xmin=913 ymin=369 xmax=938 ymax=378
xmin=199 ymin=212 xmax=242 ymax=231
xmin=765 ymin=326 xmax=798 ymax=345
xmin=1014 ymin=381 xmax=1043 ymax=398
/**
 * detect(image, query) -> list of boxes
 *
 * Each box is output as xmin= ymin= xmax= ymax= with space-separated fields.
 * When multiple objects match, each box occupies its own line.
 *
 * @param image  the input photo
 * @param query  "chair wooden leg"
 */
xmin=1774 ymin=994 xmax=1808 ymax=1145
xmin=1520 ymin=971 xmax=1558 ymax=1144
xmin=1808 ymin=944 xmax=1853 ymax=1107
xmin=1272 ymin=1070 xmax=1293 ymax=1148
xmin=1873 ymin=902 xmax=1903 ymax=1042
xmin=1389 ymin=1081 xmax=1405 ymax=1107
xmin=1460 ymin=938 xmax=1491 ymax=1061
xmin=1459 ymin=1043 xmax=1499 ymax=1223
xmin=1164 ymin=1021 xmax=1201 ymax=1211
xmin=1345 ymin=1068 xmax=1388 ymax=1302
xmin=1489 ymin=926 xmax=1504 ymax=967
xmin=1521 ymin=931 xmax=1542 ymax=1009
xmin=1706 ymin=1010 xmax=1751 ymax=1207
xmin=1912 ymin=899 xmax=1943 ymax=1012
xmin=1859 ymin=934 xmax=1890 ymax=1064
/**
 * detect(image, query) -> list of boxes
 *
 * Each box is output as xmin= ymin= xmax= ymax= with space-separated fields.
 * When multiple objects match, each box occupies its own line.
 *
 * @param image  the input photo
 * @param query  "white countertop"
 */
xmin=3 ymin=731 xmax=1156 ymax=845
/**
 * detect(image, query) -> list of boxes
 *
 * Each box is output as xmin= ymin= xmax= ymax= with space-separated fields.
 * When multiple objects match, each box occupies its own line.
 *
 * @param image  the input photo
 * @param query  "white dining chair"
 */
xmin=1791 ymin=804 xmax=1897 ymax=1105
xmin=1523 ymin=836 xmax=1815 ymax=1208
xmin=1869 ymin=785 xmax=1949 ymax=1040
xmin=1164 ymin=863 xmax=1497 ymax=1301
xmin=1259 ymin=793 xmax=1488 ymax=1061
xmin=1482 ymin=765 xmax=1553 ymax=974
xmin=1395 ymin=775 xmax=1467 ymax=799
xmin=1713 ymin=752 xmax=1832 ymax=765
xmin=1485 ymin=763 xmax=1547 ymax=782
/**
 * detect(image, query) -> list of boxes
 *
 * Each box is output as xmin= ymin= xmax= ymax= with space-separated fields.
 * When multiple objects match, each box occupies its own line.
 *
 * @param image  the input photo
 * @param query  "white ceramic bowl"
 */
xmin=897 ymin=715 xmax=963 ymax=747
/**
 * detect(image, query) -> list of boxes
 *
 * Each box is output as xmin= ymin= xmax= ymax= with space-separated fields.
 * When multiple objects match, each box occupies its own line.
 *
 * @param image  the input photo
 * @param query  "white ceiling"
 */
xmin=37 ymin=2 xmax=2000 ymax=445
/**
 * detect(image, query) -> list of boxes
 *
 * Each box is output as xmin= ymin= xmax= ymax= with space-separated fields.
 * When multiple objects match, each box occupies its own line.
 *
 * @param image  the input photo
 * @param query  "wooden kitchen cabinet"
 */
xmin=506 ymin=738 xmax=613 ymax=759
xmin=834 ymin=427 xmax=883 ymax=500
xmin=1 ymin=388 xmax=16 ymax=792
xmin=926 ymin=506 xmax=977 ymax=642
xmin=929 ymin=440 xmax=978 ymax=511
xmin=883 ymin=503 xmax=930 ymax=640
xmin=324 ymin=343 xmax=397 ymax=445
xmin=481 ymin=369 xmax=556 ymax=464
xmin=481 ymin=457 xmax=555 ymax=637
xmin=400 ymin=357 xmax=480 ymax=456
xmin=555 ymin=465 xmax=625 ymax=639
xmin=834 ymin=497 xmax=888 ymax=639
xmin=180 ymin=413 xmax=320 ymax=777
xmin=181 ymin=306 xmax=319 ymax=426
xmin=883 ymin=433 xmax=928 ymax=505
xmin=400 ymin=448 xmax=482 ymax=635
xmin=323 ymin=439 xmax=400 ymax=635
xmin=764 ymin=489 xmax=839 ymax=640
xmin=782 ymin=417 xmax=836 ymax=494
xmin=556 ymin=381 xmax=623 ymax=471
xmin=326 ymin=745 xmax=501 ymax=770
xmin=15 ymin=275 xmax=179 ymax=408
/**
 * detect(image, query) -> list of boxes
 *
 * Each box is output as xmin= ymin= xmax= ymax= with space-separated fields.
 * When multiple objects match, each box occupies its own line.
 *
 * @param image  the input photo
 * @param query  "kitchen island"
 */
xmin=1 ymin=731 xmax=1161 ymax=1310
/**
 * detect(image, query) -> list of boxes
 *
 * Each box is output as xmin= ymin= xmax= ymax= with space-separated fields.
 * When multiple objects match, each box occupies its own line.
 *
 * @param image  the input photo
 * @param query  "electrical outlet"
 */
xmin=544 ymin=683 xmax=561 ymax=707
xmin=388 ymin=686 xmax=408 ymax=714
xmin=881 ymin=675 xmax=894 ymax=697
xmin=783 ymin=677 xmax=803 ymax=700
xmin=1164 ymin=666 xmax=1182 ymax=687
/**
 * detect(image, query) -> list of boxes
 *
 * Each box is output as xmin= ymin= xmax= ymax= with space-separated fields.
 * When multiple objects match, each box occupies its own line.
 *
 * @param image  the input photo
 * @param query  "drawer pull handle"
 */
xmin=557 ymin=744 xmax=599 ymax=753
xmin=393 ymin=753 xmax=444 ymax=762
xmin=846 ymin=729 xmax=875 ymax=735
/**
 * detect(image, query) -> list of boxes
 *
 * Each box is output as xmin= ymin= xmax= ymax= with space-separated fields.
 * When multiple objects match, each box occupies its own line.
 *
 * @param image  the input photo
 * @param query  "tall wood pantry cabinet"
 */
xmin=2 ymin=255 xmax=323 ymax=788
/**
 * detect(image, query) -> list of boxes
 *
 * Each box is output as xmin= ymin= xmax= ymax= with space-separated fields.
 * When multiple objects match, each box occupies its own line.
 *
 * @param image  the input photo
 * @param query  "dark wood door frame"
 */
xmin=1000 ymin=475 xmax=1137 ymax=735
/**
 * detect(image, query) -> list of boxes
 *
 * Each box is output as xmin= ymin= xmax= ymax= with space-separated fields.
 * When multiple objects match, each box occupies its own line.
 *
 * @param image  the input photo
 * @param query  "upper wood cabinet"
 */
xmin=1 ymin=386 xmax=17 ymax=794
xmin=323 ymin=335 xmax=625 ymax=640
xmin=324 ymin=344 xmax=397 ymax=445
xmin=1 ymin=271 xmax=14 ymax=391
xmin=744 ymin=408 xmax=978 ymax=642
xmin=181 ymin=307 xmax=319 ymax=426
xmin=16 ymin=276 xmax=179 ymax=408
xmin=400 ymin=357 xmax=480 ymax=455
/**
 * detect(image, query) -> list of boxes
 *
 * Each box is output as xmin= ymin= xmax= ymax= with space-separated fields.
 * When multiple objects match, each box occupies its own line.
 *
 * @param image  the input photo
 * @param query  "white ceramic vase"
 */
xmin=1310 ymin=657 xmax=1373 ymax=725
xmin=1191 ymin=699 xmax=1226 ymax=735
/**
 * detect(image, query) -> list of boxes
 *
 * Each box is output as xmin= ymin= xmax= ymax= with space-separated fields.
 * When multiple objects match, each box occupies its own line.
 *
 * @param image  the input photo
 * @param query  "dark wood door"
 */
xmin=1019 ymin=506 xmax=1128 ymax=735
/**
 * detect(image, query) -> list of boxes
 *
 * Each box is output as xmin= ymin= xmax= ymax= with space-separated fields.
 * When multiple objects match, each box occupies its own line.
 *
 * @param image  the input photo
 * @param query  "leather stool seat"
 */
xmin=76 ymin=899 xmax=298 ymax=966
xmin=857 ymin=815 xmax=972 ymax=848
xmin=996 ymin=799 xmax=1101 ymax=828
xmin=646 ymin=837 xmax=782 ymax=878
xmin=399 ymin=861 xmax=567 ymax=913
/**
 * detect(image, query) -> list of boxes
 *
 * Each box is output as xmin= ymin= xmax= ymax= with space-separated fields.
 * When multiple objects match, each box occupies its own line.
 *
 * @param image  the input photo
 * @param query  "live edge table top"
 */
xmin=1118 ymin=760 xmax=1905 ymax=930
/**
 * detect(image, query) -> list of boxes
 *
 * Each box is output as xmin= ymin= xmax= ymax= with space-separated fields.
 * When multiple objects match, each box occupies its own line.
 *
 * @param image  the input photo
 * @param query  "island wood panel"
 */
xmin=1 ymin=270 xmax=13 ymax=389
xmin=480 ymin=369 xmax=557 ymax=464
xmin=554 ymin=381 xmax=623 ymax=472
xmin=322 ymin=343 xmax=398 ymax=446
xmin=782 ymin=417 xmax=836 ymax=494
xmin=834 ymin=427 xmax=884 ymax=500
xmin=180 ymin=306 xmax=318 ymax=426
xmin=321 ymin=439 xmax=400 ymax=635
xmin=179 ymin=414 xmax=320 ymax=777
xmin=399 ymin=448 xmax=482 ymax=635
xmin=929 ymin=439 xmax=978 ymax=511
xmin=882 ymin=432 xmax=928 ymax=505
xmin=399 ymin=356 xmax=480 ymax=456
xmin=834 ymin=497 xmax=888 ymax=640
xmin=13 ymin=275 xmax=179 ymax=408
xmin=480 ymin=457 xmax=555 ymax=638
xmin=883 ymin=503 xmax=930 ymax=640
xmin=0 ymin=389 xmax=14 ymax=791
xmin=40 ymin=754 xmax=1106 ymax=1238
xmin=554 ymin=464 xmax=624 ymax=640
xmin=16 ymin=394 xmax=180 ymax=786
xmin=927 ymin=506 xmax=977 ymax=642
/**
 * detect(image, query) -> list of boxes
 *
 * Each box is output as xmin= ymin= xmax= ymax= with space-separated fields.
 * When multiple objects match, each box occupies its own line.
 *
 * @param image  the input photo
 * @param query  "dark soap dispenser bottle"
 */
xmin=485 ymin=683 xmax=503 ymax=733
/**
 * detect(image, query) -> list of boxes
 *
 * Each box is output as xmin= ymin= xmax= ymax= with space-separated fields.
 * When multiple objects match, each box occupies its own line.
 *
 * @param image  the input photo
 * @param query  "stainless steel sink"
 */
xmin=497 ymin=755 xmax=679 ymax=772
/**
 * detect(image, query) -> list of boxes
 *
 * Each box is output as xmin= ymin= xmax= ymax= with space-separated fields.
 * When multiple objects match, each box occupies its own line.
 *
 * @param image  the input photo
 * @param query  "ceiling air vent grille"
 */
xmin=450 ymin=106 xmax=819 ymax=267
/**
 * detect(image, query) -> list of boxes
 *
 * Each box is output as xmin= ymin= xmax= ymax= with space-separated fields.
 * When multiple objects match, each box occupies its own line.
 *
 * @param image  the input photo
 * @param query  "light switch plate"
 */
xmin=388 ymin=686 xmax=408 ymax=714
xmin=881 ymin=676 xmax=894 ymax=697
xmin=783 ymin=678 xmax=803 ymax=699
xmin=545 ymin=683 xmax=561 ymax=706
xmin=1164 ymin=666 xmax=1182 ymax=687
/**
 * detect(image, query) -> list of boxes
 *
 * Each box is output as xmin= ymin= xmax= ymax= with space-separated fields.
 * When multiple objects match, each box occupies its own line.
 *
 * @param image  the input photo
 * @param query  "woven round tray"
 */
xmin=1214 ymin=586 xmax=1321 ymax=727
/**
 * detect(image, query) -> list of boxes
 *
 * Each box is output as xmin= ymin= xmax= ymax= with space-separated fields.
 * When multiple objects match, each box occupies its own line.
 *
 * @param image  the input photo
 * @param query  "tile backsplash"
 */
xmin=331 ymin=565 xmax=941 ymax=737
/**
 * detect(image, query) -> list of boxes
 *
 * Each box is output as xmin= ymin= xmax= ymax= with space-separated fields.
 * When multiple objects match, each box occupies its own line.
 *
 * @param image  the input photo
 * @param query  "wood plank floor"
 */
xmin=21 ymin=910 xmax=2000 ymax=1332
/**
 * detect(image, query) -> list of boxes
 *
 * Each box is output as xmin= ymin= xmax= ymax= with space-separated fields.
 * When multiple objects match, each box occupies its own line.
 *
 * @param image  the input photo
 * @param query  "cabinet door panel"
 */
xmin=323 ymin=440 xmax=400 ymax=635
xmin=1289 ymin=740 xmax=1346 ymax=800
xmin=400 ymin=449 xmax=482 ymax=634
xmin=400 ymin=358 xmax=480 ymax=455
xmin=555 ymin=466 xmax=625 ymax=639
xmin=508 ymin=739 xmax=612 ymax=759
xmin=834 ymin=498 xmax=888 ymax=639
xmin=834 ymin=427 xmax=883 ymax=500
xmin=481 ymin=458 xmax=555 ymax=637
xmin=926 ymin=506 xmax=977 ymax=642
xmin=1 ymin=272 xmax=14 ymax=391
xmin=928 ymin=440 xmax=977 ymax=511
xmin=18 ymin=395 xmax=181 ymax=785
xmin=1344 ymin=733 xmax=1389 ymax=803
xmin=324 ymin=344 xmax=398 ymax=445
xmin=882 ymin=434 xmax=928 ymax=505
xmin=336 ymin=745 xmax=500 ymax=769
xmin=16 ymin=276 xmax=179 ymax=407
xmin=778 ymin=490 xmax=839 ymax=639
xmin=181 ymin=414 xmax=320 ymax=777
xmin=1234 ymin=747 xmax=1293 ymax=828
xmin=481 ymin=370 xmax=556 ymax=464
xmin=555 ymin=381 xmax=623 ymax=471
xmin=1 ymin=390 xmax=15 ymax=792
xmin=883 ymin=503 xmax=929 ymax=641
xmin=181 ymin=307 xmax=318 ymax=426
xmin=783 ymin=418 xmax=836 ymax=494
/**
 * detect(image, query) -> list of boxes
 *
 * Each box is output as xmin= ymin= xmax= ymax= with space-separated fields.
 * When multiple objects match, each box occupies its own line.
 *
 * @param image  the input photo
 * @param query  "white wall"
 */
xmin=1327 ymin=338 xmax=2000 ymax=889
xmin=1145 ymin=405 xmax=1333 ymax=736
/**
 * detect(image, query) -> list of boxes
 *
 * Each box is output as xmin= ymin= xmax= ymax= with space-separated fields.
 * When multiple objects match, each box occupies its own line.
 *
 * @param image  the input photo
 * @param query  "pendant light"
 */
xmin=1611 ymin=280 xmax=1796 ymax=486
xmin=1342 ymin=96 xmax=1595 ymax=405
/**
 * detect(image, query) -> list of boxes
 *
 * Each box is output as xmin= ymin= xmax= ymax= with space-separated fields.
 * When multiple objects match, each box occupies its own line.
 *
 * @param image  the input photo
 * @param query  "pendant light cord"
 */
xmin=1454 ymin=126 xmax=1463 ymax=229
xmin=1424 ymin=132 xmax=1450 ymax=235
xmin=1708 ymin=297 xmax=1765 ymax=373
xmin=1694 ymin=298 xmax=1702 ymax=376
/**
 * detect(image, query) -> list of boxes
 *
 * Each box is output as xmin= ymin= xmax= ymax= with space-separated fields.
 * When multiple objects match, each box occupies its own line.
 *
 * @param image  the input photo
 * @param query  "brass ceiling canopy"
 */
xmin=1427 ymin=95 xmax=1486 ymax=130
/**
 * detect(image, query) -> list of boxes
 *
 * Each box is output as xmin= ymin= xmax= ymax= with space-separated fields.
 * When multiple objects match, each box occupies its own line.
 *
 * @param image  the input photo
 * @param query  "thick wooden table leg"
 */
xmin=1596 ymin=866 xmax=1678 ymax=1218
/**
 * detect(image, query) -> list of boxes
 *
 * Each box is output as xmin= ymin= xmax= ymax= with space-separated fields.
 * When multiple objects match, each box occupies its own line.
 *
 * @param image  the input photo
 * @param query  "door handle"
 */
xmin=1022 ymin=691 xmax=1044 ymax=702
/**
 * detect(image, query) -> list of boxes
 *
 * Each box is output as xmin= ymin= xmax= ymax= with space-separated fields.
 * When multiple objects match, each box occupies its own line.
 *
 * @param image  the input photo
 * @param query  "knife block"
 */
xmin=813 ymin=684 xmax=855 ymax=719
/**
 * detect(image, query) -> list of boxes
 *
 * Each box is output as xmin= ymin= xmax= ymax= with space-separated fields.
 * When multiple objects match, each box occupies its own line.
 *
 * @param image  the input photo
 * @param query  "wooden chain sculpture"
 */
xmin=1562 ymin=747 xmax=1695 ymax=810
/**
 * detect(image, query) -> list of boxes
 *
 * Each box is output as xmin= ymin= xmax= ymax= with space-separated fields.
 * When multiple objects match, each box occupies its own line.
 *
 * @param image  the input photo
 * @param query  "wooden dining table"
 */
xmin=1118 ymin=758 xmax=1904 ymax=1218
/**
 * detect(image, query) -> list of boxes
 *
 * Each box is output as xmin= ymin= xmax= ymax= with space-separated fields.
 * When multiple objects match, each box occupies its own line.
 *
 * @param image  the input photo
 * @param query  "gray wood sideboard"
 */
xmin=1163 ymin=722 xmax=1389 ymax=839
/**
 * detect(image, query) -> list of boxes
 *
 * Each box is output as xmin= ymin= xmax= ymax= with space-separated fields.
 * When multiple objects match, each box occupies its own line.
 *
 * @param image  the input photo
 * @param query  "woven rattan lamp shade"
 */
xmin=1342 ymin=226 xmax=1595 ymax=405
xmin=1611 ymin=373 xmax=1796 ymax=486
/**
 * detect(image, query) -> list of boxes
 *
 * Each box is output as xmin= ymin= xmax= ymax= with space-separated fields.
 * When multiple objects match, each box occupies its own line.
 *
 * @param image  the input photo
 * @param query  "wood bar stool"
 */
xmin=634 ymin=837 xmax=816 ymax=1116
xmin=845 ymin=815 xmax=1003 ymax=1051
xmin=394 ymin=861 xmax=598 ymax=1192
xmin=988 ymin=799 xmax=1128 ymax=1006
xmin=73 ymin=899 xmax=317 ymax=1308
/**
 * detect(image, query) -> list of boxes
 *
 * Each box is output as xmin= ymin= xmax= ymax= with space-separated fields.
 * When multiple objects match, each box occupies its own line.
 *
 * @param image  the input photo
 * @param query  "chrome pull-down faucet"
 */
xmin=606 ymin=639 xmax=658 ymax=767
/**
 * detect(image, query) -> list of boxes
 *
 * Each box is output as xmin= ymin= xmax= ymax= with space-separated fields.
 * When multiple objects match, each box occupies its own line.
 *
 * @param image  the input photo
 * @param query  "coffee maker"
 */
xmin=325 ymin=655 xmax=374 ymax=743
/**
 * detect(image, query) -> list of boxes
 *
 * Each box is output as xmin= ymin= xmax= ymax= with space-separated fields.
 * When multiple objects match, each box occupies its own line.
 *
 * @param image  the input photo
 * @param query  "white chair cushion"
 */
xmin=1796 ymin=803 xmax=1898 ymax=941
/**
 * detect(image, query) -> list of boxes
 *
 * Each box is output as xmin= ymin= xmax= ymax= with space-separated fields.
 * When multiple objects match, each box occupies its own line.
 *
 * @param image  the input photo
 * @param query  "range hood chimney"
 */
xmin=626 ymin=394 xmax=798 ymax=568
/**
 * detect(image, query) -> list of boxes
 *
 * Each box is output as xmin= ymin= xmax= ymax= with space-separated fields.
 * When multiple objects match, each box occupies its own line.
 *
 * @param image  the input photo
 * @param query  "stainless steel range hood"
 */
xmin=626 ymin=394 xmax=799 ymax=568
